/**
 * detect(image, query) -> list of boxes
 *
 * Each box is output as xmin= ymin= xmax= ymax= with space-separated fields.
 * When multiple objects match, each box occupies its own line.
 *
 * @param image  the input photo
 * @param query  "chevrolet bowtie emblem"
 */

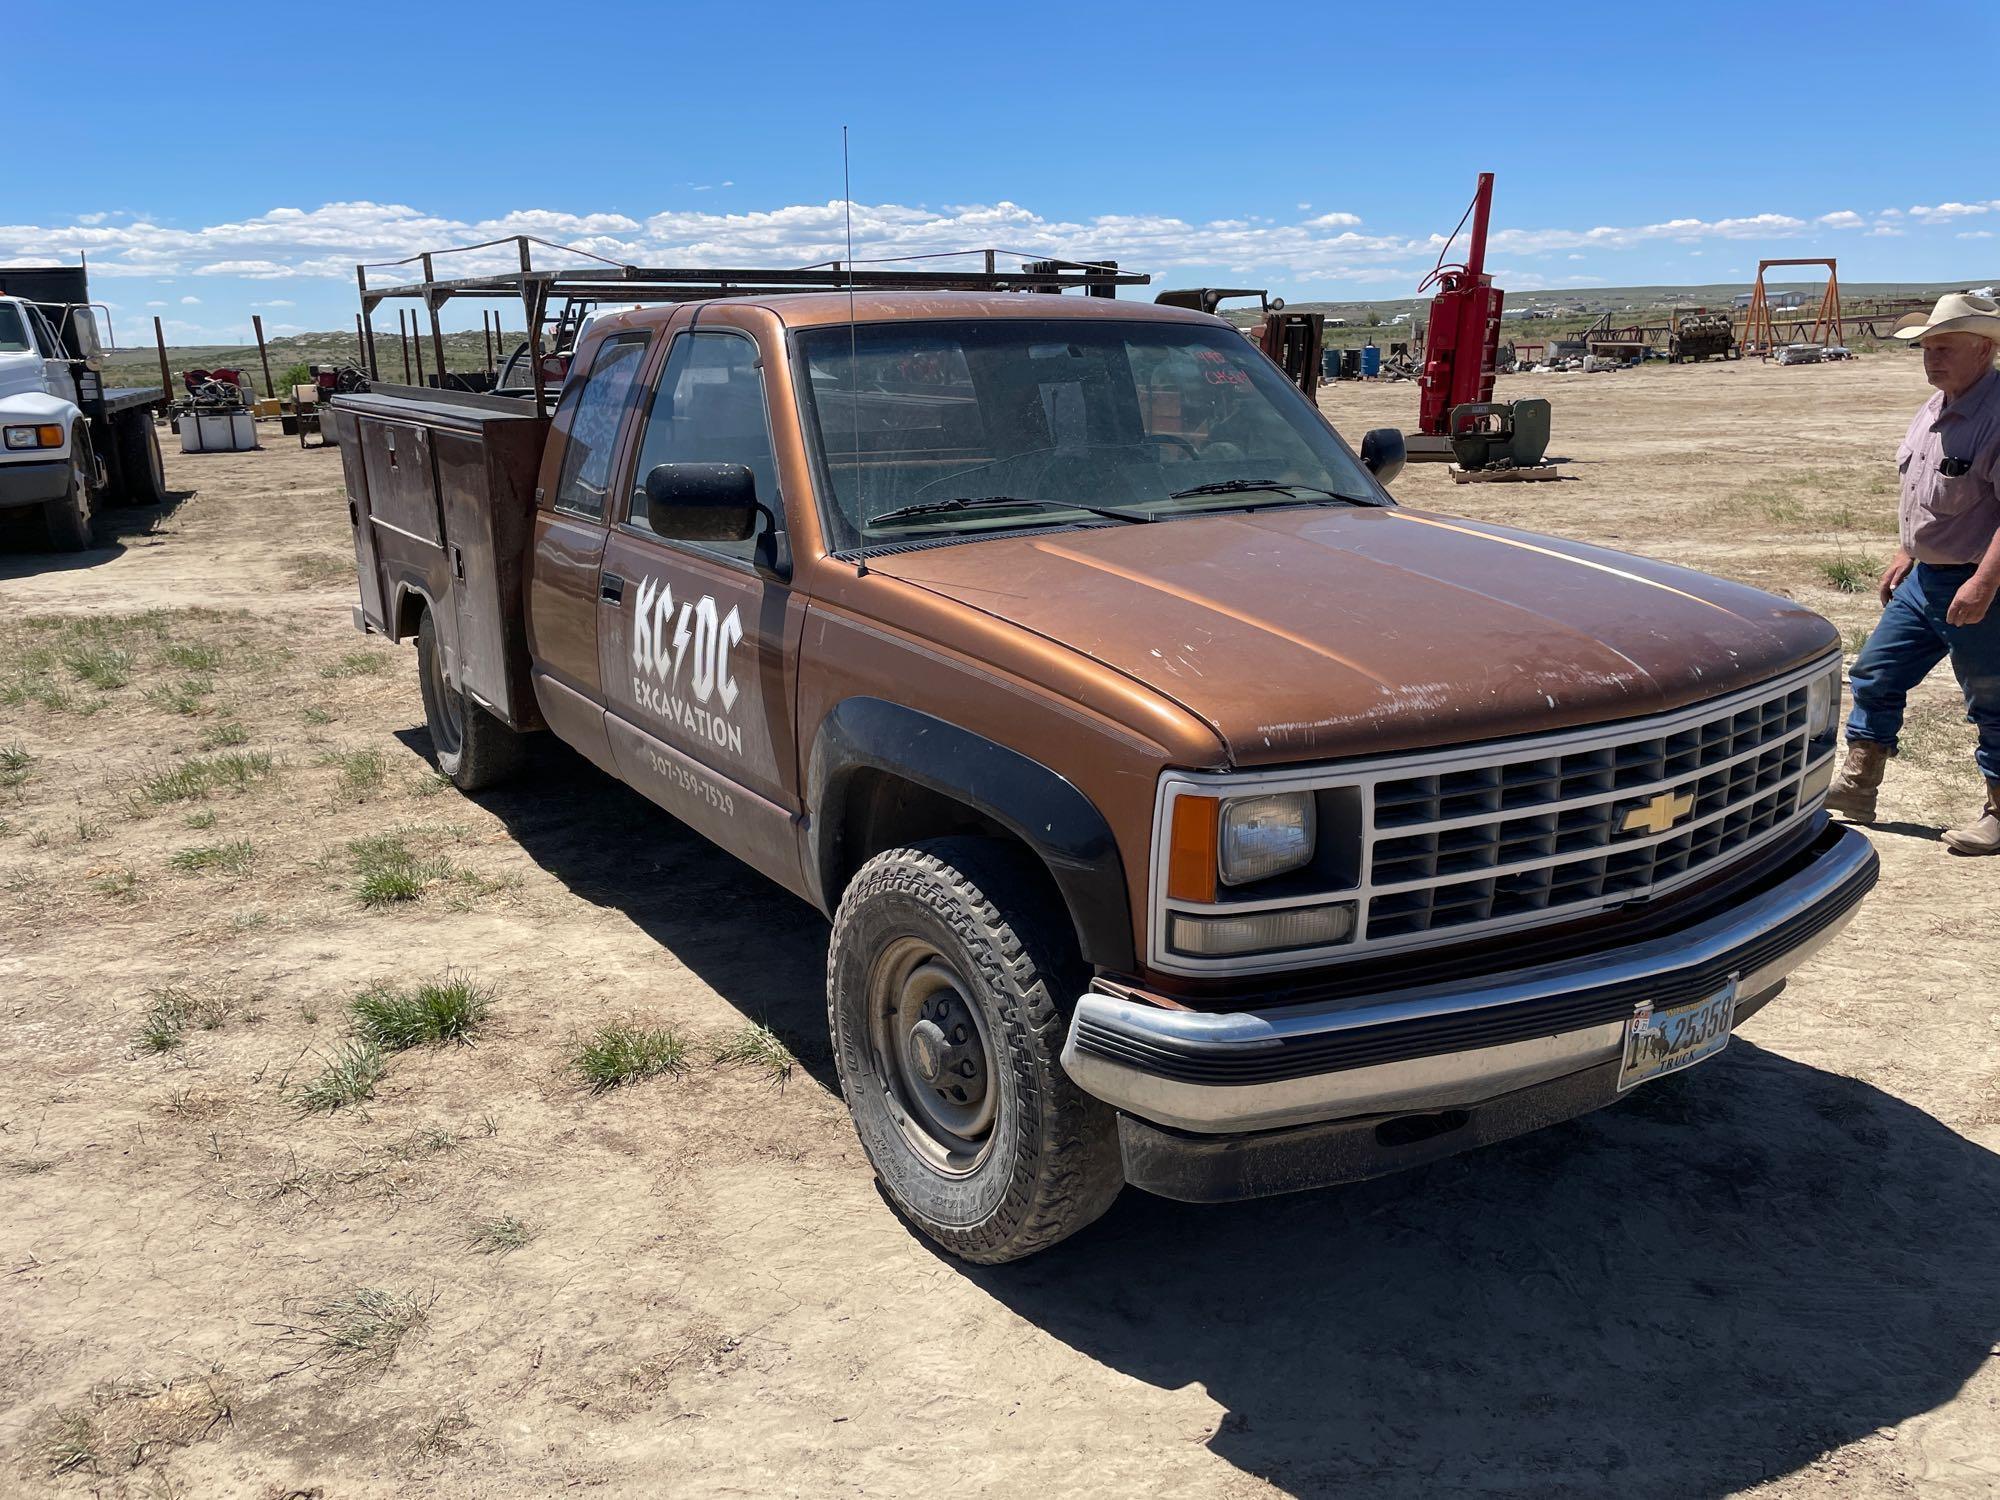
xmin=1622 ymin=790 xmax=1695 ymax=836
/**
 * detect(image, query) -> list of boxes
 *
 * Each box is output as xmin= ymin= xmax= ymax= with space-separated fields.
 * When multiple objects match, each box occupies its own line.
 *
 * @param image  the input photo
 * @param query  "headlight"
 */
xmin=3 ymin=424 xmax=62 ymax=450
xmin=1807 ymin=669 xmax=1840 ymax=741
xmin=1219 ymin=791 xmax=1315 ymax=886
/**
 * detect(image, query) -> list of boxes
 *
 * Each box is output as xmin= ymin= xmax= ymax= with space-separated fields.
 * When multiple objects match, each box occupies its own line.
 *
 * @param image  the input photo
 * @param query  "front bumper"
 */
xmin=1062 ymin=821 xmax=1876 ymax=1155
xmin=0 ymin=457 xmax=70 ymax=510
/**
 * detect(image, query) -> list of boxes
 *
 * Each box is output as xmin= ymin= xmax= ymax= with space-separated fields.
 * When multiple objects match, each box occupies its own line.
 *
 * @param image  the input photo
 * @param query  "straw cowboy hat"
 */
xmin=1894 ymin=291 xmax=2000 ymax=343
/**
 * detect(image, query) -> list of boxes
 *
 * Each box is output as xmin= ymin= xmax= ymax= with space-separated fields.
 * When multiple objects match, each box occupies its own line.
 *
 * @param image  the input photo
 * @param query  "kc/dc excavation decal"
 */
xmin=631 ymin=577 xmax=744 ymax=756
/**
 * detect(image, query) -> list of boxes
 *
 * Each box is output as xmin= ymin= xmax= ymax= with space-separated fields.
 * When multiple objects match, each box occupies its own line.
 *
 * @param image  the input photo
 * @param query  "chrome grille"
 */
xmin=1365 ymin=684 xmax=1809 ymax=941
xmin=1148 ymin=659 xmax=1837 ymax=977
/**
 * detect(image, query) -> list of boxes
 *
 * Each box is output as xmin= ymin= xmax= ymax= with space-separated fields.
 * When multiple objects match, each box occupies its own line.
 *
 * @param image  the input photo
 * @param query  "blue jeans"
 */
xmin=1846 ymin=562 xmax=2000 ymax=781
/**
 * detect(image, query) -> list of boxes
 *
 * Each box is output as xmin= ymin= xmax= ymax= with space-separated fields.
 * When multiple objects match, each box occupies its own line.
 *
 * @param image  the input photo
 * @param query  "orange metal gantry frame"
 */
xmin=1739 ymin=258 xmax=1844 ymax=359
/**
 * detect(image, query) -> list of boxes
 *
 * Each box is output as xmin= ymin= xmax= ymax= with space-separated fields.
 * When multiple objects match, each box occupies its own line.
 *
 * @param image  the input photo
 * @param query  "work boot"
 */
xmin=1824 ymin=742 xmax=1890 ymax=822
xmin=1941 ymin=778 xmax=2000 ymax=856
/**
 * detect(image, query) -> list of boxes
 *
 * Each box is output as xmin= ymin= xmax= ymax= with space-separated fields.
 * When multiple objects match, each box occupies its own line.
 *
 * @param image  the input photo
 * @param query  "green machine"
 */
xmin=1447 ymin=397 xmax=1552 ymax=471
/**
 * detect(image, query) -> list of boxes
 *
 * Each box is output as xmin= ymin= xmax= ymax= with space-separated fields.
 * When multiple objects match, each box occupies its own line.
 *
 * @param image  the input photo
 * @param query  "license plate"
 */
xmin=1617 ymin=983 xmax=1736 ymax=1092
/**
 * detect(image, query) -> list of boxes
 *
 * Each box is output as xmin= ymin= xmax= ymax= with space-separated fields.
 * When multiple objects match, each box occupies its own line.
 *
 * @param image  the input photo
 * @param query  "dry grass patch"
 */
xmin=286 ymin=552 xmax=353 ymax=588
xmin=0 ymin=742 xmax=32 ymax=788
xmin=350 ymin=971 xmax=491 ymax=1050
xmin=467 ymin=1215 xmax=535 ymax=1254
xmin=144 ymin=675 xmax=216 ymax=716
xmin=575 ymin=1019 xmax=689 ymax=1091
xmin=168 ymin=839 xmax=256 ymax=876
xmin=321 ymin=746 xmax=387 ymax=797
xmin=319 ymin=650 xmax=392 ymax=680
xmin=136 ymin=982 xmax=238 ymax=1052
xmin=32 ymin=1370 xmax=235 ymax=1478
xmin=136 ymin=751 xmax=277 ymax=807
xmin=268 ymin=1287 xmax=432 ymax=1373
xmin=293 ymin=1040 xmax=385 ymax=1113
xmin=713 ymin=1022 xmax=797 ymax=1090
xmin=1813 ymin=554 xmax=1882 ymax=594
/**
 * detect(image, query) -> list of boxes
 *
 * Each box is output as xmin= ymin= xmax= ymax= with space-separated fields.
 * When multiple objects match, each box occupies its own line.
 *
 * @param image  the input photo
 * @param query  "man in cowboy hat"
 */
xmin=1826 ymin=292 xmax=2000 ymax=853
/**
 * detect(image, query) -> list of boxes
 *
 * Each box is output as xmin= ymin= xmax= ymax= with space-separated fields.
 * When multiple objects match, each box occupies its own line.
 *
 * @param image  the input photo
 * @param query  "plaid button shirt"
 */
xmin=1898 ymin=365 xmax=2000 ymax=565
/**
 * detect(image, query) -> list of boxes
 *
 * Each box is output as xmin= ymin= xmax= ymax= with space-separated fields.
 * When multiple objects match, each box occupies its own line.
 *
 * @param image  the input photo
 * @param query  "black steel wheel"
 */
xmin=828 ymin=837 xmax=1123 ymax=1263
xmin=41 ymin=436 xmax=95 ymax=552
xmin=416 ymin=608 xmax=525 ymax=792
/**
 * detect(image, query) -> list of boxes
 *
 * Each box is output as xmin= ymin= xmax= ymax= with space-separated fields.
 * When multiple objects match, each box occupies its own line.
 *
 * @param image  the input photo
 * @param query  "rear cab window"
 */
xmin=550 ymin=333 xmax=650 ymax=520
xmin=0 ymin=303 xmax=29 ymax=353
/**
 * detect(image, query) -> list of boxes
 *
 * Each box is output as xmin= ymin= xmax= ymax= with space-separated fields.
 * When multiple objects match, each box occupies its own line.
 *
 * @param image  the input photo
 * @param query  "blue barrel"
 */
xmin=1360 ymin=344 xmax=1381 ymax=378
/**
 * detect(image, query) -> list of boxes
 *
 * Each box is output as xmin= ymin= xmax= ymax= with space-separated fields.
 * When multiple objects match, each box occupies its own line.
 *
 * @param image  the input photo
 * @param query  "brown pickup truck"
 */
xmin=335 ymin=279 xmax=1876 ymax=1263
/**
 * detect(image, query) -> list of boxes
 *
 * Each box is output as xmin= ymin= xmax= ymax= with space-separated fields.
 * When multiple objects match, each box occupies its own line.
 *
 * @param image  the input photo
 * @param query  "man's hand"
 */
xmin=1878 ymin=550 xmax=1915 ymax=606
xmin=1947 ymin=576 xmax=1996 ymax=627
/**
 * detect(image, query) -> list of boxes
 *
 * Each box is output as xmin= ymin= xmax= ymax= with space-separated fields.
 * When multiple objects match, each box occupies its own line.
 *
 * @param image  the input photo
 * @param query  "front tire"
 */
xmin=416 ymin=609 xmax=525 ymax=791
xmin=828 ymin=838 xmax=1123 ymax=1263
xmin=41 ymin=436 xmax=95 ymax=552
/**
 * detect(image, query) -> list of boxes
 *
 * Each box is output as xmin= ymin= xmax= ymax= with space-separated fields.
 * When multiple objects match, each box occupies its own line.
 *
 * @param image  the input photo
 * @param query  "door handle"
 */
xmin=600 ymin=572 xmax=626 ymax=604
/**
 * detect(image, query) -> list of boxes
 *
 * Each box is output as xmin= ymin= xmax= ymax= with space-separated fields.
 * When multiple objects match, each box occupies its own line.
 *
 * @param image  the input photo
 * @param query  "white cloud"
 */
xmin=1866 ymin=225 xmax=1905 ymax=237
xmin=1961 ymin=230 xmax=1995 ymax=240
xmin=253 ymin=298 xmax=296 ymax=307
xmin=179 ymin=295 xmax=201 ymax=304
xmin=1909 ymin=201 xmax=1996 ymax=223
xmin=145 ymin=299 xmax=166 ymax=307
xmin=0 ymin=193 xmax=1978 ymax=306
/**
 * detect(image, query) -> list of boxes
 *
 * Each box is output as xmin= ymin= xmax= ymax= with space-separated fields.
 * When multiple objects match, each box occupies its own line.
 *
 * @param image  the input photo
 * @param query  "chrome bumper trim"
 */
xmin=1063 ymin=824 xmax=1876 ymax=1134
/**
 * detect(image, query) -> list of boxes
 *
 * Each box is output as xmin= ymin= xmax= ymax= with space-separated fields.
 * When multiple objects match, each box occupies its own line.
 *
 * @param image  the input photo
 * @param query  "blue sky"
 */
xmin=11 ymin=0 xmax=1996 ymax=345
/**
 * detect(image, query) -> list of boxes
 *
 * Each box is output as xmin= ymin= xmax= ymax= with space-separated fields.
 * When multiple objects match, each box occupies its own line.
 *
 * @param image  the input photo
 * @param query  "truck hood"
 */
xmin=873 ymin=506 xmax=1839 ymax=766
xmin=0 ymin=351 xmax=49 ymax=403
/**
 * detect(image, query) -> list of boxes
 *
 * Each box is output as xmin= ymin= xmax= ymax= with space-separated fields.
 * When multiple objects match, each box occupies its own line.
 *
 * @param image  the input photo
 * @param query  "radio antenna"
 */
xmin=844 ymin=126 xmax=869 ymax=577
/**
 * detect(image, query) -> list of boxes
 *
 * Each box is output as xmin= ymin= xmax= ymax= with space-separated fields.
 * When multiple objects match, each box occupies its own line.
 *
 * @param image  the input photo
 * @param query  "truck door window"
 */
xmin=27 ymin=307 xmax=61 ymax=358
xmin=626 ymin=331 xmax=779 ymax=562
xmin=550 ymin=333 xmax=649 ymax=521
xmin=0 ymin=305 xmax=29 ymax=353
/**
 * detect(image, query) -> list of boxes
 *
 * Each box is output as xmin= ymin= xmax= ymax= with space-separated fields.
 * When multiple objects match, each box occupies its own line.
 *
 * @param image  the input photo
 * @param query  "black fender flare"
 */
xmin=806 ymin=698 xmax=1135 ymax=974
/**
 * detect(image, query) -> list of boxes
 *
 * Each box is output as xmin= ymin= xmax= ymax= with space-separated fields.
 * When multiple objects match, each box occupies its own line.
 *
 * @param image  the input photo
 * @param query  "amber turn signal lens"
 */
xmin=1166 ymin=794 xmax=1219 ymax=904
xmin=36 ymin=425 xmax=61 ymax=447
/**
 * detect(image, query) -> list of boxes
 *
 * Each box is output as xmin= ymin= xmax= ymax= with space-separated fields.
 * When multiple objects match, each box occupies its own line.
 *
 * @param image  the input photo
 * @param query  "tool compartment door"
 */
xmin=434 ymin=417 xmax=544 ymax=729
xmin=351 ymin=414 xmax=454 ymax=675
xmin=331 ymin=407 xmax=388 ymax=631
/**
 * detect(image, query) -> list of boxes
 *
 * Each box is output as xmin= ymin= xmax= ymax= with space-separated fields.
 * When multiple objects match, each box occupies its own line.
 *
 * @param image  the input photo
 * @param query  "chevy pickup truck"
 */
xmin=335 ymin=272 xmax=1876 ymax=1263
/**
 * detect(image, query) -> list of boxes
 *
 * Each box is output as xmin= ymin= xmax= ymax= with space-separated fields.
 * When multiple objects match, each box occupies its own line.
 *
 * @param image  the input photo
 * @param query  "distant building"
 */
xmin=1733 ymin=290 xmax=1808 ymax=310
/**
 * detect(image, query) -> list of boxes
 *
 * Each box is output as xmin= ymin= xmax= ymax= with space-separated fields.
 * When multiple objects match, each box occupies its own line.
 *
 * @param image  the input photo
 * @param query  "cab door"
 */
xmin=29 ymin=307 xmax=77 ymax=408
xmin=596 ymin=324 xmax=807 ymax=896
xmin=524 ymin=329 xmax=653 ymax=773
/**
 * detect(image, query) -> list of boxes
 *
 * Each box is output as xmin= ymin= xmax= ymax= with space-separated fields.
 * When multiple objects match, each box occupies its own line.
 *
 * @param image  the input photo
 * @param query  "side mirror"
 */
xmin=643 ymin=463 xmax=759 ymax=542
xmin=1360 ymin=427 xmax=1406 ymax=486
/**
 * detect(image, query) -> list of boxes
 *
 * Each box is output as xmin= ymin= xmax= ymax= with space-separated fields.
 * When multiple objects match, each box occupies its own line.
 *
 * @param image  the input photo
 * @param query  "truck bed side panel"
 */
xmin=333 ymin=387 xmax=550 ymax=734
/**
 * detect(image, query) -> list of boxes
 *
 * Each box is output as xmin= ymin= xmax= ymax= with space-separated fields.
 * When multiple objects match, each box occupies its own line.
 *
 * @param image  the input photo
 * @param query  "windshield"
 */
xmin=0 ymin=304 xmax=30 ymax=354
xmin=795 ymin=318 xmax=1382 ymax=550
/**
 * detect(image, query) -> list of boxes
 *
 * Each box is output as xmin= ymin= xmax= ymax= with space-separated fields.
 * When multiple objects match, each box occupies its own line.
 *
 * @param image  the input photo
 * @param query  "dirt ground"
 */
xmin=2 ymin=350 xmax=1996 ymax=1500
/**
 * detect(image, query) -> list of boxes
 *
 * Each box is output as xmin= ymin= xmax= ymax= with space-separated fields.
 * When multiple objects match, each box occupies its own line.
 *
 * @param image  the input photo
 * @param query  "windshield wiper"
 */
xmin=868 ymin=494 xmax=1155 ymax=526
xmin=1167 ymin=478 xmax=1373 ymax=504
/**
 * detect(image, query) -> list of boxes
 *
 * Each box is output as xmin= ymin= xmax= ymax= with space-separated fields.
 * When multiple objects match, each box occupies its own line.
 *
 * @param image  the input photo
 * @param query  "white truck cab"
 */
xmin=0 ymin=291 xmax=165 ymax=549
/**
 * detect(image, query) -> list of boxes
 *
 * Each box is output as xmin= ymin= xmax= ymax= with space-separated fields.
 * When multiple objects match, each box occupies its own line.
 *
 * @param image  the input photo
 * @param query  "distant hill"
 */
xmin=98 ymin=273 xmax=1993 ymax=396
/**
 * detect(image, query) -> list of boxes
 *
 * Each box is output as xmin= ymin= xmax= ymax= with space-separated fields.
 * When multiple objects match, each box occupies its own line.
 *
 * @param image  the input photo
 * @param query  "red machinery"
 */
xmin=1409 ymin=172 xmax=1552 ymax=471
xmin=1417 ymin=172 xmax=1503 ymax=437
